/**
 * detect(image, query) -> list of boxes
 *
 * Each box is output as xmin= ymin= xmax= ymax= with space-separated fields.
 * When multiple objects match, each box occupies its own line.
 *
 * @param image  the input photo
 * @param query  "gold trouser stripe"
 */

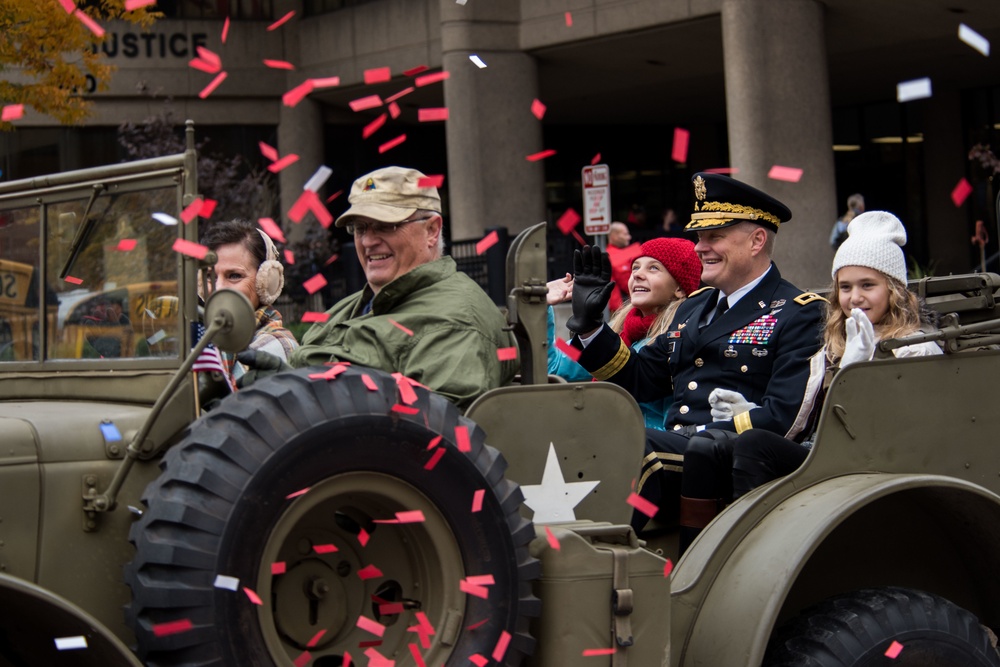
xmin=592 ymin=338 xmax=630 ymax=381
xmin=643 ymin=450 xmax=684 ymax=466
xmin=734 ymin=411 xmax=753 ymax=434
xmin=637 ymin=453 xmax=684 ymax=492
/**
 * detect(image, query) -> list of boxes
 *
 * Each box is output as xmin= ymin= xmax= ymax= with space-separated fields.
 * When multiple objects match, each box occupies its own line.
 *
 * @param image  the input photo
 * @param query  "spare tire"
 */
xmin=125 ymin=366 xmax=540 ymax=666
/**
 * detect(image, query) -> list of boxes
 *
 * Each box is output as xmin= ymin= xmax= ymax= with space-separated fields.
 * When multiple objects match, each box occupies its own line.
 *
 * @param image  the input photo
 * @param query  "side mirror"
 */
xmin=203 ymin=289 xmax=255 ymax=354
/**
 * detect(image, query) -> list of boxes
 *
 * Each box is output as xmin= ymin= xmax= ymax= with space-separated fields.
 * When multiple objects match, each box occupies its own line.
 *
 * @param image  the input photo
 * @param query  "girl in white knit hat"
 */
xmin=680 ymin=212 xmax=942 ymax=553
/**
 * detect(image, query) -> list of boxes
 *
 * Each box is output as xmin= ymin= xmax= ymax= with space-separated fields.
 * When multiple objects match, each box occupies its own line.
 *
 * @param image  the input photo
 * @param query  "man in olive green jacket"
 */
xmin=288 ymin=166 xmax=516 ymax=408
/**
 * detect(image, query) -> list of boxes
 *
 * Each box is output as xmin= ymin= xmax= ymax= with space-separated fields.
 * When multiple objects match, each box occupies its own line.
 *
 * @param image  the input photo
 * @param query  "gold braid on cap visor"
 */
xmin=686 ymin=201 xmax=782 ymax=229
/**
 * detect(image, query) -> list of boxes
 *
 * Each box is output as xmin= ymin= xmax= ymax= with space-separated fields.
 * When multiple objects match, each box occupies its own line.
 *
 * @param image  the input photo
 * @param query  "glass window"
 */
xmin=0 ymin=207 xmax=43 ymax=361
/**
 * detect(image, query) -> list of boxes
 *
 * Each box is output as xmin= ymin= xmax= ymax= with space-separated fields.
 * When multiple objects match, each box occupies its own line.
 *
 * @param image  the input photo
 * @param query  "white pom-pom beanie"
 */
xmin=831 ymin=211 xmax=908 ymax=285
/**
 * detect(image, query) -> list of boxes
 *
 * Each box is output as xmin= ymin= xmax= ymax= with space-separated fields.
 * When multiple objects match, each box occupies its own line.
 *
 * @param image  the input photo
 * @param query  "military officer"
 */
xmin=568 ymin=173 xmax=825 ymax=547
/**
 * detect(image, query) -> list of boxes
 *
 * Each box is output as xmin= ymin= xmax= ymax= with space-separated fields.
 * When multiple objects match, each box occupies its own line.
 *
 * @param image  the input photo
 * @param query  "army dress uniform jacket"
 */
xmin=578 ymin=264 xmax=825 ymax=439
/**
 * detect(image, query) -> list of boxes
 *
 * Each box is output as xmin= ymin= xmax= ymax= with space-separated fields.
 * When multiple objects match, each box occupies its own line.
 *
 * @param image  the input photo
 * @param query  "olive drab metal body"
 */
xmin=2 ymin=141 xmax=1000 ymax=666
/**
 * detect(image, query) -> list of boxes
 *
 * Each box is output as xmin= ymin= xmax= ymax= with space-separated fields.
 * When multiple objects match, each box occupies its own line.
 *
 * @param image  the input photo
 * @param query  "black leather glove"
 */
xmin=566 ymin=244 xmax=614 ymax=335
xmin=235 ymin=349 xmax=292 ymax=389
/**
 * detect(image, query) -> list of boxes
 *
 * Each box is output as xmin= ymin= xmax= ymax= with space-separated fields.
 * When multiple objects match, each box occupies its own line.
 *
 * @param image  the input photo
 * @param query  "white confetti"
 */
xmin=469 ymin=55 xmax=487 ymax=69
xmin=146 ymin=329 xmax=167 ymax=346
xmin=152 ymin=212 xmax=178 ymax=226
xmin=896 ymin=77 xmax=932 ymax=103
xmin=958 ymin=23 xmax=990 ymax=56
xmin=55 ymin=636 xmax=88 ymax=650
xmin=214 ymin=574 xmax=240 ymax=591
xmin=456 ymin=0 xmax=467 ymax=4
xmin=303 ymin=166 xmax=333 ymax=193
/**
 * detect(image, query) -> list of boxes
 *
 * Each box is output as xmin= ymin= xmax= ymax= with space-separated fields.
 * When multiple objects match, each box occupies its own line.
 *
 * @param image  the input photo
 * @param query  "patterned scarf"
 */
xmin=621 ymin=309 xmax=658 ymax=347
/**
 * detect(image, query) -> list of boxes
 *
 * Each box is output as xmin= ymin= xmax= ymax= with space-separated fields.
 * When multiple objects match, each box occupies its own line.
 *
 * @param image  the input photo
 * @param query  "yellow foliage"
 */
xmin=0 ymin=0 xmax=157 ymax=128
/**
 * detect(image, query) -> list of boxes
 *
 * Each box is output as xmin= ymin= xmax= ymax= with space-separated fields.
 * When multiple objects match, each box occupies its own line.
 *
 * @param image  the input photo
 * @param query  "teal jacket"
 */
xmin=290 ymin=257 xmax=517 ymax=408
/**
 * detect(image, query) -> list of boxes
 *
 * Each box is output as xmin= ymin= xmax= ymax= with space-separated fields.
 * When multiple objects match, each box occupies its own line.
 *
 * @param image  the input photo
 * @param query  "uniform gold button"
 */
xmin=741 ymin=365 xmax=748 ymax=373
xmin=674 ymin=424 xmax=682 ymax=431
xmin=694 ymin=358 xmax=704 ymax=367
xmin=679 ymin=405 xmax=690 ymax=414
xmin=688 ymin=381 xmax=698 ymax=390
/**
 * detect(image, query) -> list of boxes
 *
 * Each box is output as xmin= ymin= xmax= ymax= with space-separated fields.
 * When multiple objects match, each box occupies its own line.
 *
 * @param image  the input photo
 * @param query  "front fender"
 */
xmin=673 ymin=473 xmax=1000 ymax=667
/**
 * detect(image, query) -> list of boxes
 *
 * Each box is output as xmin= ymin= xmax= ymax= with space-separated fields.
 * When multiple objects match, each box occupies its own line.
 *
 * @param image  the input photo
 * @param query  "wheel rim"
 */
xmin=255 ymin=471 xmax=467 ymax=665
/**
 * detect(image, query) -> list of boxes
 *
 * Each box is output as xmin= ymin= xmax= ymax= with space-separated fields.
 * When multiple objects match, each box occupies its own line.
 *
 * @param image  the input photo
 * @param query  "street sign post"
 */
xmin=582 ymin=165 xmax=611 ymax=243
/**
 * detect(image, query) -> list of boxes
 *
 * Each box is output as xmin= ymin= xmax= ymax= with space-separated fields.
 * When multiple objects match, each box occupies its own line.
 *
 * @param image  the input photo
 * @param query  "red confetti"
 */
xmin=172 ymin=238 xmax=209 ymax=260
xmin=571 ymin=229 xmax=586 ymax=246
xmin=392 ymin=404 xmax=419 ymax=415
xmin=364 ymin=67 xmax=391 ymax=84
xmin=362 ymin=374 xmax=379 ymax=391
xmin=415 ymin=71 xmax=450 ymax=87
xmin=358 ymin=564 xmax=383 ymax=580
xmin=565 ymin=11 xmax=573 ymax=26
xmin=427 ymin=435 xmax=443 ymax=450
xmin=388 ymin=318 xmax=414 ymax=336
xmin=627 ymin=492 xmax=658 ymax=518
xmin=189 ymin=57 xmax=219 ymax=74
xmin=180 ymin=198 xmax=204 ymax=224
xmin=544 ymin=525 xmax=560 ymax=550
xmin=302 ymin=273 xmax=328 ymax=295
xmin=267 ymin=153 xmax=300 ymax=174
xmin=74 ymin=9 xmax=105 ymax=37
xmin=767 ymin=165 xmax=803 ymax=183
xmin=283 ymin=80 xmax=315 ymax=107
xmin=243 ymin=587 xmax=263 ymax=605
xmin=293 ymin=651 xmax=311 ymax=667
xmin=362 ymin=113 xmax=388 ymax=139
xmin=259 ymin=141 xmax=278 ymax=161
xmin=152 ymin=619 xmax=193 ymax=637
xmin=313 ymin=544 xmax=338 ymax=554
xmin=396 ymin=510 xmax=425 ymax=523
xmin=271 ymin=561 xmax=287 ymax=575
xmin=672 ymin=127 xmax=690 ymax=163
xmin=455 ymin=425 xmax=471 ymax=452
xmin=200 ymin=198 xmax=218 ymax=219
xmin=885 ymin=640 xmax=904 ymax=659
xmin=424 ymin=448 xmax=446 ymax=470
xmin=476 ymin=230 xmax=499 ymax=254
xmin=531 ymin=98 xmax=546 ymax=120
xmin=359 ymin=528 xmax=370 ymax=547
xmin=308 ymin=363 xmax=350 ymax=381
xmin=663 ymin=559 xmax=673 ymax=577
xmin=326 ymin=190 xmax=343 ymax=204
xmin=221 ymin=16 xmax=230 ymax=42
xmin=403 ymin=65 xmax=429 ymax=77
xmin=556 ymin=208 xmax=581 ymax=235
xmin=267 ymin=10 xmax=295 ymax=30
xmin=116 ymin=238 xmax=137 ymax=252
xmin=58 ymin=0 xmax=75 ymax=12
xmin=364 ymin=647 xmax=393 ymax=666
xmin=307 ymin=630 xmax=327 ymax=648
xmin=197 ymin=46 xmax=221 ymax=70
xmin=357 ymin=615 xmax=386 ymax=637
xmin=496 ymin=347 xmax=517 ymax=361
xmin=1 ymin=105 xmax=25 ymax=122
xmin=388 ymin=102 xmax=401 ymax=119
xmin=554 ymin=337 xmax=581 ymax=362
xmin=418 ymin=107 xmax=449 ymax=122
xmin=591 ymin=153 xmax=601 ymax=165
xmin=310 ymin=76 xmax=340 ymax=89
xmin=952 ymin=178 xmax=973 ymax=207
xmin=470 ymin=655 xmax=488 ymax=667
xmin=284 ymin=249 xmax=295 ymax=265
xmin=379 ymin=134 xmax=407 ymax=153
xmin=343 ymin=651 xmax=352 ymax=667
xmin=526 ymin=149 xmax=557 ymax=162
xmin=124 ymin=0 xmax=155 ymax=8
xmin=264 ymin=59 xmax=295 ymax=70
xmin=349 ymin=94 xmax=383 ymax=112
xmin=492 ymin=631 xmax=512 ymax=662
xmin=198 ymin=71 xmax=228 ymax=99
xmin=408 ymin=643 xmax=428 ymax=667
xmin=417 ymin=175 xmax=444 ymax=188
xmin=466 ymin=618 xmax=489 ymax=631
xmin=385 ymin=86 xmax=415 ymax=103
xmin=258 ymin=217 xmax=286 ymax=243
xmin=472 ymin=489 xmax=485 ymax=512
xmin=703 ymin=166 xmax=739 ymax=175
xmin=324 ymin=253 xmax=340 ymax=265
xmin=583 ymin=648 xmax=616 ymax=656
xmin=379 ymin=602 xmax=404 ymax=615
xmin=394 ymin=375 xmax=419 ymax=405
xmin=288 ymin=190 xmax=333 ymax=228
xmin=460 ymin=581 xmax=490 ymax=598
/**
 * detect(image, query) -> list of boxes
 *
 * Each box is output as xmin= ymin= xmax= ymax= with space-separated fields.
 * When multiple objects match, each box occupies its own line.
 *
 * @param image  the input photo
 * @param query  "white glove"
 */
xmin=840 ymin=307 xmax=875 ymax=369
xmin=709 ymin=388 xmax=758 ymax=422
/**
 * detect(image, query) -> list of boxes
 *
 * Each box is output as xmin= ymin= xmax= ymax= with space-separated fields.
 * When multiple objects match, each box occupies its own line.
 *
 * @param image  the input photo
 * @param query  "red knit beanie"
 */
xmin=636 ymin=237 xmax=701 ymax=296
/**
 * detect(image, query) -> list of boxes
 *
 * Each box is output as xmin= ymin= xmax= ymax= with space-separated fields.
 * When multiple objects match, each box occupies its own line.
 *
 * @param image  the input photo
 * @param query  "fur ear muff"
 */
xmin=256 ymin=230 xmax=284 ymax=306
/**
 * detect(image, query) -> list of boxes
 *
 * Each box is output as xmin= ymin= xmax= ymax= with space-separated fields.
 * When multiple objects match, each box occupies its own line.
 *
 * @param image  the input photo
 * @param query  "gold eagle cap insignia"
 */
xmin=694 ymin=175 xmax=707 ymax=201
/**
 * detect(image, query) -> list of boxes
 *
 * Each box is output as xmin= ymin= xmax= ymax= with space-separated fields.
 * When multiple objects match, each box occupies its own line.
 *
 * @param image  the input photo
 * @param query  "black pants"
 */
xmin=635 ymin=429 xmax=691 ymax=529
xmin=681 ymin=429 xmax=810 ymax=503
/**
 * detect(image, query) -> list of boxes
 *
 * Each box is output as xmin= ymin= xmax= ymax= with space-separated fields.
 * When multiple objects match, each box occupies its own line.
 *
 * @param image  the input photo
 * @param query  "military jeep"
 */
xmin=2 ymin=132 xmax=1000 ymax=667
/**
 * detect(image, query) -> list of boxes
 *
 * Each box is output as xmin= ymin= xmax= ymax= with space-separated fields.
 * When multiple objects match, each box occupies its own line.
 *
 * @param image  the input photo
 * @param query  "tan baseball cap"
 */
xmin=334 ymin=166 xmax=442 ymax=227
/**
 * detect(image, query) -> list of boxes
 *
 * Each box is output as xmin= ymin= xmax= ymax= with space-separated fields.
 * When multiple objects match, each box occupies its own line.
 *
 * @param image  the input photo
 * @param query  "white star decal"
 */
xmin=521 ymin=443 xmax=600 ymax=524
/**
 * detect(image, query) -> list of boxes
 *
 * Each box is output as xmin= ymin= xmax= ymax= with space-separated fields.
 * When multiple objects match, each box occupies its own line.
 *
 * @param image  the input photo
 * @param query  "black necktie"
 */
xmin=706 ymin=295 xmax=728 ymax=326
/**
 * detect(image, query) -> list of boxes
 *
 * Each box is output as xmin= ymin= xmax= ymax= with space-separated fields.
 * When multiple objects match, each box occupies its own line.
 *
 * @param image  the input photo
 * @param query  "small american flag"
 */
xmin=191 ymin=321 xmax=227 ymax=374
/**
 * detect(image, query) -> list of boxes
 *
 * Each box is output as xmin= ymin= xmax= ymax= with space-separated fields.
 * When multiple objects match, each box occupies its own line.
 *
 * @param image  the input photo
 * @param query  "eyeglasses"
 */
xmin=346 ymin=216 xmax=432 ymax=237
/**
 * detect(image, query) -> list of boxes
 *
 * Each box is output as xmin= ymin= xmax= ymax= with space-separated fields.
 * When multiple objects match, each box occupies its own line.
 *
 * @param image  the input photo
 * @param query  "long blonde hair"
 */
xmin=824 ymin=271 xmax=922 ymax=362
xmin=609 ymin=298 xmax=685 ymax=344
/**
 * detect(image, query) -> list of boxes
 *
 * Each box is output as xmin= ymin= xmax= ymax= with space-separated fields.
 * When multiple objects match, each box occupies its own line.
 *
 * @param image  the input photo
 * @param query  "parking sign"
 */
xmin=582 ymin=164 xmax=611 ymax=235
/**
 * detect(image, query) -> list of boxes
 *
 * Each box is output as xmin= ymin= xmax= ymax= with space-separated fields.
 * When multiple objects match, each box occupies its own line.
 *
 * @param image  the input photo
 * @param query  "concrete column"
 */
xmin=440 ymin=0 xmax=545 ymax=240
xmin=923 ymin=90 xmax=969 ymax=275
xmin=277 ymin=98 xmax=324 ymax=242
xmin=721 ymin=0 xmax=837 ymax=290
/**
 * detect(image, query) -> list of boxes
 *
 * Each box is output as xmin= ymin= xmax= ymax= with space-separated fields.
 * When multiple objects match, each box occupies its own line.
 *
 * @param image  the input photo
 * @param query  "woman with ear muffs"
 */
xmin=201 ymin=218 xmax=300 ymax=384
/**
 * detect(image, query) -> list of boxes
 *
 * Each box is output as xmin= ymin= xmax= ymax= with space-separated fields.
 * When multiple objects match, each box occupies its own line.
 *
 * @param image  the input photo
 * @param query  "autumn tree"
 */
xmin=0 ymin=0 xmax=156 ymax=128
